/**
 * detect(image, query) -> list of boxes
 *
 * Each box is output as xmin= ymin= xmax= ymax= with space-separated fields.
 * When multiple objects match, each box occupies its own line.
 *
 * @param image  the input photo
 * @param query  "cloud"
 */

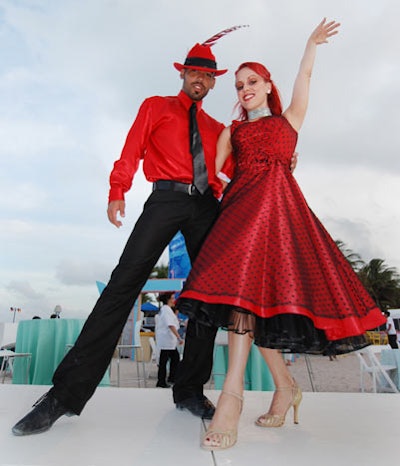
xmin=321 ymin=217 xmax=378 ymax=261
xmin=55 ymin=259 xmax=112 ymax=286
xmin=7 ymin=279 xmax=45 ymax=300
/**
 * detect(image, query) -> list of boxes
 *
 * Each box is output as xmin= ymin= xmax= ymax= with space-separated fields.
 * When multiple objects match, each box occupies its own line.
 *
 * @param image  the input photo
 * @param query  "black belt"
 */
xmin=153 ymin=180 xmax=204 ymax=196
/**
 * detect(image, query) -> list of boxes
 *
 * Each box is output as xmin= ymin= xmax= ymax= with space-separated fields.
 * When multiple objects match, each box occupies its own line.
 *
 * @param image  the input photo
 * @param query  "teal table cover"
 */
xmin=13 ymin=319 xmax=109 ymax=386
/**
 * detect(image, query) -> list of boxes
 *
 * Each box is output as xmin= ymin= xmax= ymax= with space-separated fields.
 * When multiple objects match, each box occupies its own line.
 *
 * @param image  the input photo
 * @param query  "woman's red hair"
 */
xmin=235 ymin=62 xmax=282 ymax=120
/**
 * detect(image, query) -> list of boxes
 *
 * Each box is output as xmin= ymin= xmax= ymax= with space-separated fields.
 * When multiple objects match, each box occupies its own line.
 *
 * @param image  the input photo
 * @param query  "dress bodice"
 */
xmin=231 ymin=115 xmax=298 ymax=173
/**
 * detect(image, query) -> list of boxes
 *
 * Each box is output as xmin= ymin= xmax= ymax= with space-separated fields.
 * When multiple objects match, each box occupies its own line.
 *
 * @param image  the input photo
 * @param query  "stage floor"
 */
xmin=0 ymin=385 xmax=398 ymax=466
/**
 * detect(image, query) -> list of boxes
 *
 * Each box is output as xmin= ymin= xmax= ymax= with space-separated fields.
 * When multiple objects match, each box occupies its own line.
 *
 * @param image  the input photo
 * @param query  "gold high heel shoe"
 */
xmin=201 ymin=391 xmax=243 ymax=451
xmin=255 ymin=381 xmax=302 ymax=428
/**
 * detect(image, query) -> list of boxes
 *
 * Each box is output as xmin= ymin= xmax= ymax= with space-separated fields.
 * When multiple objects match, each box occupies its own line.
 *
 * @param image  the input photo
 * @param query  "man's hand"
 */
xmin=290 ymin=151 xmax=298 ymax=172
xmin=107 ymin=200 xmax=126 ymax=228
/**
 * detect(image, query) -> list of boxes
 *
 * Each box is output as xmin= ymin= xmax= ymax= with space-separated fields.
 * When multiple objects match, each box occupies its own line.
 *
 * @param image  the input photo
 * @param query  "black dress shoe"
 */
xmin=156 ymin=382 xmax=171 ymax=388
xmin=176 ymin=395 xmax=215 ymax=420
xmin=12 ymin=392 xmax=72 ymax=436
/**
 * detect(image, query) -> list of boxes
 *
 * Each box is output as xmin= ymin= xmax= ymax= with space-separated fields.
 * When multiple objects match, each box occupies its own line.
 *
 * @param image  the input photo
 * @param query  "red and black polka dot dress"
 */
xmin=179 ymin=116 xmax=385 ymax=354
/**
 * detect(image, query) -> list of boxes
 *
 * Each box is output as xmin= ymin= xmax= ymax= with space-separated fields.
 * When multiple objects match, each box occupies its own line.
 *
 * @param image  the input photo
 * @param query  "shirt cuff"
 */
xmin=108 ymin=186 xmax=125 ymax=203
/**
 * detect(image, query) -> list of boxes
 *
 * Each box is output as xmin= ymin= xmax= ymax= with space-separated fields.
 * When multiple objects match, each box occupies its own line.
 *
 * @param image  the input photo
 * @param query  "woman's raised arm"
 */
xmin=284 ymin=18 xmax=340 ymax=132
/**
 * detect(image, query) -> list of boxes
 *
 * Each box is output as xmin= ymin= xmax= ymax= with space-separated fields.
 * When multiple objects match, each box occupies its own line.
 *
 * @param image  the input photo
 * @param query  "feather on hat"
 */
xmin=174 ymin=25 xmax=248 ymax=76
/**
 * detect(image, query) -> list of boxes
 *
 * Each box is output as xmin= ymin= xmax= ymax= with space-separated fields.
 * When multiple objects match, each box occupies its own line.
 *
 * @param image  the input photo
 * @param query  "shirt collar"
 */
xmin=178 ymin=90 xmax=203 ymax=112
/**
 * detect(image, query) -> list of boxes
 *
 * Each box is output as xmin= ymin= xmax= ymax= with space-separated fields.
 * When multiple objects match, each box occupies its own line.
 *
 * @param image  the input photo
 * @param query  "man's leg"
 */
xmin=173 ymin=191 xmax=219 ymax=417
xmin=173 ymin=320 xmax=217 ymax=399
xmin=12 ymin=191 xmax=189 ymax=434
xmin=51 ymin=193 xmax=183 ymax=413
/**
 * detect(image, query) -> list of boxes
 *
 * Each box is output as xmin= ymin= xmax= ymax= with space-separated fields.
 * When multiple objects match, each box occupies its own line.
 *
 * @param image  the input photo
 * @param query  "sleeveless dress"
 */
xmin=178 ymin=115 xmax=385 ymax=354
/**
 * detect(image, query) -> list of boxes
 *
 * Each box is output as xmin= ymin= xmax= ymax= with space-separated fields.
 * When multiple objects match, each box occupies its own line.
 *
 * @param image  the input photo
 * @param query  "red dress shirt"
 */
xmin=109 ymin=90 xmax=226 ymax=202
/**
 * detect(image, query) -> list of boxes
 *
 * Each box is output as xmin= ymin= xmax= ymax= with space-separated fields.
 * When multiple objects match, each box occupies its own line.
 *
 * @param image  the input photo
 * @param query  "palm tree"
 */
xmin=142 ymin=263 xmax=169 ymax=304
xmin=357 ymin=258 xmax=400 ymax=311
xmin=335 ymin=240 xmax=365 ymax=272
xmin=150 ymin=263 xmax=169 ymax=279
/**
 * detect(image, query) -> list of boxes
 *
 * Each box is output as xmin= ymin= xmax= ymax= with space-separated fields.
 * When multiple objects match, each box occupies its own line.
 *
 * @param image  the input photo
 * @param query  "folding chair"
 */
xmin=145 ymin=336 xmax=159 ymax=379
xmin=1 ymin=323 xmax=31 ymax=384
xmin=356 ymin=347 xmax=398 ymax=393
xmin=116 ymin=320 xmax=147 ymax=387
xmin=0 ymin=350 xmax=32 ymax=384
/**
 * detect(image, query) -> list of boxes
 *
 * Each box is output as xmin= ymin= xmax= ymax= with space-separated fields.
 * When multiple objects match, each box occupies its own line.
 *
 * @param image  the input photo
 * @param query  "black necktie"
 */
xmin=189 ymin=103 xmax=208 ymax=194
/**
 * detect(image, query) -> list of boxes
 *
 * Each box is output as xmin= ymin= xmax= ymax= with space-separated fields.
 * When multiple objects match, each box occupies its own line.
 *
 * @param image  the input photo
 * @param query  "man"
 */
xmin=385 ymin=311 xmax=399 ymax=349
xmin=155 ymin=293 xmax=182 ymax=388
xmin=12 ymin=41 xmax=228 ymax=436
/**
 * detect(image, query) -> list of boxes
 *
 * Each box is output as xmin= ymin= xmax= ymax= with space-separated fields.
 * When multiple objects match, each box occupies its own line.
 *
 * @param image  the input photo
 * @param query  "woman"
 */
xmin=155 ymin=293 xmax=183 ymax=388
xmin=178 ymin=18 xmax=385 ymax=450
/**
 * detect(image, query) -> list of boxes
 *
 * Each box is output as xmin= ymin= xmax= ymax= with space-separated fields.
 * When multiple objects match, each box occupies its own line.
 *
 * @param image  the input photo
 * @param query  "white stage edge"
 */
xmin=0 ymin=385 xmax=398 ymax=466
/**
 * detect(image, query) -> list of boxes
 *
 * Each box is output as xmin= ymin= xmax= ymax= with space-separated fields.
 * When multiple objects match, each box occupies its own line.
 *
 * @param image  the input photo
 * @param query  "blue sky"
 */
xmin=1 ymin=0 xmax=399 ymax=321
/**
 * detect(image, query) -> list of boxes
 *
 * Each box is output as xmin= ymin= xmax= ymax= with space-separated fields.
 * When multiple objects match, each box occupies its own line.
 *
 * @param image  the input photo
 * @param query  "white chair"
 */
xmin=367 ymin=344 xmax=391 ymax=354
xmin=145 ymin=336 xmax=159 ymax=379
xmin=0 ymin=323 xmax=31 ymax=384
xmin=0 ymin=350 xmax=32 ymax=384
xmin=116 ymin=319 xmax=147 ymax=387
xmin=148 ymin=336 xmax=159 ymax=365
xmin=357 ymin=346 xmax=398 ymax=393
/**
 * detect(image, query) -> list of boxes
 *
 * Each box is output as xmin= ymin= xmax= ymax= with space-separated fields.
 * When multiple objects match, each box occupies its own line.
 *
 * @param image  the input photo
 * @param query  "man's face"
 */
xmin=180 ymin=68 xmax=216 ymax=101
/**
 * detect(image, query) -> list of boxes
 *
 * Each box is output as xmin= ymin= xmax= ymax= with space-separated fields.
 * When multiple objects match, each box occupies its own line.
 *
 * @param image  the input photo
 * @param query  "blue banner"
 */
xmin=168 ymin=231 xmax=191 ymax=279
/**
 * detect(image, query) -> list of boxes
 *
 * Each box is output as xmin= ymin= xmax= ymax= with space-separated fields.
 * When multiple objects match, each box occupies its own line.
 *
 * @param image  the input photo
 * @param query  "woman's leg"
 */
xmin=256 ymin=348 xmax=301 ymax=425
xmin=258 ymin=348 xmax=293 ymax=388
xmin=203 ymin=330 xmax=252 ymax=448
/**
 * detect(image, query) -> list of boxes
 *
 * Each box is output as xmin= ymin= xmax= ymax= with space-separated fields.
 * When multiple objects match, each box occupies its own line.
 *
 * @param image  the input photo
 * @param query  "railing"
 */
xmin=365 ymin=331 xmax=388 ymax=346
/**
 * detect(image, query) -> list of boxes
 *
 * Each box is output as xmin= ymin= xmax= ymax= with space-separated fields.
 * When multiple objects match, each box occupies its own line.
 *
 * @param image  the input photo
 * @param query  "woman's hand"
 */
xmin=310 ymin=18 xmax=340 ymax=45
xmin=290 ymin=152 xmax=298 ymax=172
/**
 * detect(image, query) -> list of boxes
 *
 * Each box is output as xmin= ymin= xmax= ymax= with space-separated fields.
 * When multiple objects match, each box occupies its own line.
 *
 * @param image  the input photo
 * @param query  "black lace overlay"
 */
xmin=178 ymin=298 xmax=369 ymax=356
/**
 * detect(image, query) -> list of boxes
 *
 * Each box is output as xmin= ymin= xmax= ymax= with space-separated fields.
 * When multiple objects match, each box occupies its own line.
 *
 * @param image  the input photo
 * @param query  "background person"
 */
xmin=156 ymin=293 xmax=183 ymax=387
xmin=385 ymin=311 xmax=399 ymax=348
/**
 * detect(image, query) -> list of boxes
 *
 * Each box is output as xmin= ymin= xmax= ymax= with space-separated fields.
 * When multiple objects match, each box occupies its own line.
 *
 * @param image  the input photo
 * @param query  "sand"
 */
xmin=113 ymin=351 xmax=373 ymax=393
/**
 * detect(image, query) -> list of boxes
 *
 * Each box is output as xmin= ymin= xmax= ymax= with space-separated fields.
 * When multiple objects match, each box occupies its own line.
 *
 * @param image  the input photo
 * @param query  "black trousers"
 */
xmin=50 ymin=189 xmax=219 ymax=414
xmin=388 ymin=334 xmax=399 ymax=349
xmin=157 ymin=349 xmax=180 ymax=385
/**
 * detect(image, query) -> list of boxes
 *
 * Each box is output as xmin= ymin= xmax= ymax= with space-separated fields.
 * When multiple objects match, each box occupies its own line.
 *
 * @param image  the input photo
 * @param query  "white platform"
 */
xmin=0 ymin=385 xmax=399 ymax=466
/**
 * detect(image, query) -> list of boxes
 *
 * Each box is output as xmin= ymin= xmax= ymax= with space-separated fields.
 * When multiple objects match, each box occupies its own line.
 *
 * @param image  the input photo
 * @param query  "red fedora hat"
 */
xmin=174 ymin=43 xmax=227 ymax=76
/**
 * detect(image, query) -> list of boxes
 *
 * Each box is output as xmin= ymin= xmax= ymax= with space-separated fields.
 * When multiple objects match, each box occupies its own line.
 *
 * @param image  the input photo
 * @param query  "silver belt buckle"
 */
xmin=188 ymin=184 xmax=195 ymax=195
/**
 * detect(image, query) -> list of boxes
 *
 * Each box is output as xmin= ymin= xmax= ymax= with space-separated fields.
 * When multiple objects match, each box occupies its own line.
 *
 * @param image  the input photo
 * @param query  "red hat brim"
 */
xmin=173 ymin=62 xmax=227 ymax=76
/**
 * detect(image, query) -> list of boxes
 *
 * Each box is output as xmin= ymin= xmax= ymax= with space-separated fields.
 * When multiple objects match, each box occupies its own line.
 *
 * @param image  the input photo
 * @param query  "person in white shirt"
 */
xmin=156 ymin=293 xmax=184 ymax=387
xmin=385 ymin=311 xmax=399 ymax=349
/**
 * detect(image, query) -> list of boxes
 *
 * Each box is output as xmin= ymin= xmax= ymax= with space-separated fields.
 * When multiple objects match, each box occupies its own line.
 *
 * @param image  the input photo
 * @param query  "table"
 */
xmin=213 ymin=341 xmax=274 ymax=391
xmin=13 ymin=319 xmax=109 ymax=386
xmin=381 ymin=348 xmax=400 ymax=390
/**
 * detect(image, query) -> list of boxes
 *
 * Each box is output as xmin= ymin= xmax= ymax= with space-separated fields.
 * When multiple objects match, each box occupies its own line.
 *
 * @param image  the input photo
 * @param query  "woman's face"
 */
xmin=235 ymin=67 xmax=271 ymax=112
xmin=167 ymin=295 xmax=175 ymax=307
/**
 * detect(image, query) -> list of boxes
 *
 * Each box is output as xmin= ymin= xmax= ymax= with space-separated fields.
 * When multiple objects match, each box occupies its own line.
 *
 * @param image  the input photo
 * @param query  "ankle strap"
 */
xmin=275 ymin=380 xmax=298 ymax=391
xmin=222 ymin=390 xmax=244 ymax=402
